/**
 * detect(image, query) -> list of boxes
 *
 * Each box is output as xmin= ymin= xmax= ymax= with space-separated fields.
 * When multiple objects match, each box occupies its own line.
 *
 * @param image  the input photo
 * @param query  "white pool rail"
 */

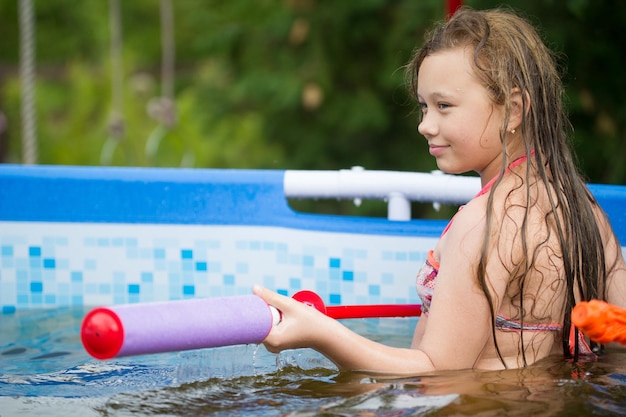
xmin=284 ymin=167 xmax=481 ymax=221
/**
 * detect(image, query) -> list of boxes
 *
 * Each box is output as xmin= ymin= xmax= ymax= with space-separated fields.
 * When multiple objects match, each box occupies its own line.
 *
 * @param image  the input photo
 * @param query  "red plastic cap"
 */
xmin=80 ymin=307 xmax=124 ymax=360
xmin=292 ymin=290 xmax=327 ymax=314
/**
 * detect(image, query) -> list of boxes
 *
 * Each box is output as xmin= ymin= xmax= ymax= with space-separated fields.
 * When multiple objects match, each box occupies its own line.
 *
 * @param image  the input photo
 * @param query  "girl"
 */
xmin=253 ymin=7 xmax=626 ymax=374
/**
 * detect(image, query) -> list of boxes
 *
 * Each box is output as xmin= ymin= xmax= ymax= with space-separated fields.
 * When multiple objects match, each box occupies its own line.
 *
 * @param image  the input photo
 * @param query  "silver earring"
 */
xmin=510 ymin=129 xmax=516 ymax=134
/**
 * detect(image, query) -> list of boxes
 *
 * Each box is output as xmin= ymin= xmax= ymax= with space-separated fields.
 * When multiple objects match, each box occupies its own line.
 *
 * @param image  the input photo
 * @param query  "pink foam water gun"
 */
xmin=571 ymin=300 xmax=626 ymax=345
xmin=81 ymin=290 xmax=422 ymax=360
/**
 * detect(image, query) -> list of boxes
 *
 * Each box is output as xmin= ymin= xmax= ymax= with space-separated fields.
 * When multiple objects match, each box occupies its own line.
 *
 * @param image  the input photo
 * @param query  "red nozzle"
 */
xmin=81 ymin=307 xmax=125 ymax=359
xmin=292 ymin=290 xmax=327 ymax=314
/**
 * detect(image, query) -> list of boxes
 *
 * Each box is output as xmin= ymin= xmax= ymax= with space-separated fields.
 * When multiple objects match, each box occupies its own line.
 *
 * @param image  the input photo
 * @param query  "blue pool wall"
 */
xmin=1 ymin=164 xmax=625 ymax=314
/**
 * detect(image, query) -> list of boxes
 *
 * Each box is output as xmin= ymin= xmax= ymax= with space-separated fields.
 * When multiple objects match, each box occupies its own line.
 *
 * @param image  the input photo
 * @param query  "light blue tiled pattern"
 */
xmin=0 ymin=222 xmax=436 ymax=313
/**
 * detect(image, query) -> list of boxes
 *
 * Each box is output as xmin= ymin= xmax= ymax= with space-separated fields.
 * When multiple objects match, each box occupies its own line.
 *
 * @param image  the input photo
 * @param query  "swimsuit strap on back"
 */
xmin=496 ymin=314 xmax=562 ymax=332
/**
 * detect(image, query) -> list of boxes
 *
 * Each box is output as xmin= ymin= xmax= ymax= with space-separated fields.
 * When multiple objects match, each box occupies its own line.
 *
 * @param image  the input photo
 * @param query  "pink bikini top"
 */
xmin=414 ymin=153 xmax=597 ymax=358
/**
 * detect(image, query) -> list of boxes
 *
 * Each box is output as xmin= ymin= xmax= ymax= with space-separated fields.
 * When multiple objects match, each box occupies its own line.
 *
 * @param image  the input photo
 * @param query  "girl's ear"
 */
xmin=507 ymin=87 xmax=529 ymax=133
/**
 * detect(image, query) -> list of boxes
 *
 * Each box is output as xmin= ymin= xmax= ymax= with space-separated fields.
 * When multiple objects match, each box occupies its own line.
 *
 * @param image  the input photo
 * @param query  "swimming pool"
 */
xmin=2 ymin=307 xmax=626 ymax=416
xmin=1 ymin=165 xmax=626 ymax=416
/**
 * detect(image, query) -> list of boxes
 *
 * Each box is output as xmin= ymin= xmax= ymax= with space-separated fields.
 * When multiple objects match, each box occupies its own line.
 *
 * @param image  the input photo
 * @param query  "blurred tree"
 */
xmin=172 ymin=0 xmax=442 ymax=171
xmin=471 ymin=0 xmax=626 ymax=184
xmin=0 ymin=0 xmax=623 ymax=217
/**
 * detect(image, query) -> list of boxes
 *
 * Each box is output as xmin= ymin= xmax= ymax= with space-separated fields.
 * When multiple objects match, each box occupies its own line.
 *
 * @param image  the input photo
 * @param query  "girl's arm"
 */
xmin=254 ymin=197 xmax=501 ymax=374
xmin=416 ymin=198 xmax=506 ymax=369
xmin=411 ymin=313 xmax=428 ymax=348
xmin=604 ymin=231 xmax=626 ymax=310
xmin=596 ymin=207 xmax=626 ymax=349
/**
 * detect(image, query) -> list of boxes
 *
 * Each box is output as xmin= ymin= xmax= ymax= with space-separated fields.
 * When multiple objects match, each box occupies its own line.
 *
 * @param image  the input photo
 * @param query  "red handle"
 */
xmin=292 ymin=290 xmax=422 ymax=319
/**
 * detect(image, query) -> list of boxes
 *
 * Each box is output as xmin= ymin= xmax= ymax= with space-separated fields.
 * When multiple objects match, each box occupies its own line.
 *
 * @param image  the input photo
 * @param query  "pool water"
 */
xmin=2 ymin=308 xmax=626 ymax=416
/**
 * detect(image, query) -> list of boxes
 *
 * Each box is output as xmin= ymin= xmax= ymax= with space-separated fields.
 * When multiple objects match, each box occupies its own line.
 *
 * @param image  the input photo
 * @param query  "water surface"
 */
xmin=1 ymin=308 xmax=625 ymax=416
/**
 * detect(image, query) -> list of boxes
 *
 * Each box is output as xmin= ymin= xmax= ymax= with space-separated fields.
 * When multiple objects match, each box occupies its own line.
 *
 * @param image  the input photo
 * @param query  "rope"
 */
xmin=101 ymin=0 xmax=125 ymax=165
xmin=145 ymin=0 xmax=177 ymax=162
xmin=18 ymin=0 xmax=37 ymax=165
xmin=160 ymin=0 xmax=175 ymax=125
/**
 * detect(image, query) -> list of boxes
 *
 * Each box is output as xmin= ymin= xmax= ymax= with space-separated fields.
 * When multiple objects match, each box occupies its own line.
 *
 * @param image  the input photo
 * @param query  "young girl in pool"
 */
xmin=253 ymin=7 xmax=626 ymax=374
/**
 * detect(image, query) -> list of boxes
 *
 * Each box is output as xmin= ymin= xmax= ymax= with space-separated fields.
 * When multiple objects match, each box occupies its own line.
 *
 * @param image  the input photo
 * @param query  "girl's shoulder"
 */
xmin=439 ymin=193 xmax=489 ymax=248
xmin=441 ymin=175 xmax=540 ymax=251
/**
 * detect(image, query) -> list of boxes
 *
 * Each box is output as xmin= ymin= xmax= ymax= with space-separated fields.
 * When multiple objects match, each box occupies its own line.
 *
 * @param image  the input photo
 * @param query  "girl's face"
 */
xmin=417 ymin=47 xmax=506 ymax=185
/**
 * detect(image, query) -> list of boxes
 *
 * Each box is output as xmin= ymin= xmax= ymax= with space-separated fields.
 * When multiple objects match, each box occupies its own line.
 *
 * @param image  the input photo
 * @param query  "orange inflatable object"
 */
xmin=571 ymin=300 xmax=626 ymax=345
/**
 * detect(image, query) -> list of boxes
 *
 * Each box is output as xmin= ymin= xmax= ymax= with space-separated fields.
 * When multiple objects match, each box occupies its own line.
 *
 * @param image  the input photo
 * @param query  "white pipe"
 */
xmin=387 ymin=192 xmax=411 ymax=221
xmin=284 ymin=169 xmax=480 ymax=204
xmin=284 ymin=169 xmax=481 ymax=221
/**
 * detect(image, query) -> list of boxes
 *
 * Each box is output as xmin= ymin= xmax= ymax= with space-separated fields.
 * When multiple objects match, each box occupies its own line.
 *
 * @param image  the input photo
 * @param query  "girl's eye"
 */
xmin=418 ymin=102 xmax=427 ymax=113
xmin=437 ymin=102 xmax=451 ymax=110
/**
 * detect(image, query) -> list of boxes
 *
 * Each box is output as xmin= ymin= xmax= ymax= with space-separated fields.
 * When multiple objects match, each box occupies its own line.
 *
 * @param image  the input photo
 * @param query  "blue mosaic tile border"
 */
xmin=0 ymin=222 xmax=436 ymax=313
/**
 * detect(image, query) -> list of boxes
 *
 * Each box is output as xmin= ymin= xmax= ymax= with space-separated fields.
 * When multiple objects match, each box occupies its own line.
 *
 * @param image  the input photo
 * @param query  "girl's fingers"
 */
xmin=253 ymin=285 xmax=289 ymax=310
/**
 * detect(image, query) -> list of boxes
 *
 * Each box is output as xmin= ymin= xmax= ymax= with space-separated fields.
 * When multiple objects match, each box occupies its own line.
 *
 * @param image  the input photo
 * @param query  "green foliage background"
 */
xmin=0 ymin=0 xmax=624 ymax=216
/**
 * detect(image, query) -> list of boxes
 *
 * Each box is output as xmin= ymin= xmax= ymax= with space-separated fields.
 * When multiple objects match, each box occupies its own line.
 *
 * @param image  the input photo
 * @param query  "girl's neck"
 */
xmin=477 ymin=151 xmax=533 ymax=198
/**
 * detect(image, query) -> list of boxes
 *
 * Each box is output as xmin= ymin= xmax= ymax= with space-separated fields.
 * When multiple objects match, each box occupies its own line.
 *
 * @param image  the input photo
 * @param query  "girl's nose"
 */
xmin=417 ymin=115 xmax=437 ymax=139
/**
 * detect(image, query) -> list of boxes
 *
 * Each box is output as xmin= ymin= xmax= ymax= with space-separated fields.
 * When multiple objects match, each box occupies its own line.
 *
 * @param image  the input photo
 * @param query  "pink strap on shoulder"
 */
xmin=440 ymin=152 xmax=532 ymax=237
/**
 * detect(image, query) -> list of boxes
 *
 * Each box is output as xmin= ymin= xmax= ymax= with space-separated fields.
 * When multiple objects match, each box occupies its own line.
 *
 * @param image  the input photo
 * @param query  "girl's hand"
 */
xmin=253 ymin=285 xmax=334 ymax=353
xmin=253 ymin=285 xmax=437 ymax=374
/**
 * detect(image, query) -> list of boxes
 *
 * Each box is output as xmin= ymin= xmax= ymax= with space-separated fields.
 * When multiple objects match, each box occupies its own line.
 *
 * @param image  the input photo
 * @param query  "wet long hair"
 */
xmin=405 ymin=7 xmax=608 ymax=365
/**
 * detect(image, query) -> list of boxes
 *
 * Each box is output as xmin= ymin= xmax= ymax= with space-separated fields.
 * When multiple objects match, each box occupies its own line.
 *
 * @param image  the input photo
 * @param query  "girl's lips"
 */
xmin=428 ymin=144 xmax=448 ymax=157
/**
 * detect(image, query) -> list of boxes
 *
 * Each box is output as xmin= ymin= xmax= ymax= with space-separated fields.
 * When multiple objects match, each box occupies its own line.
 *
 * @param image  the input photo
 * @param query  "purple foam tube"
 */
xmin=81 ymin=294 xmax=280 ymax=359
